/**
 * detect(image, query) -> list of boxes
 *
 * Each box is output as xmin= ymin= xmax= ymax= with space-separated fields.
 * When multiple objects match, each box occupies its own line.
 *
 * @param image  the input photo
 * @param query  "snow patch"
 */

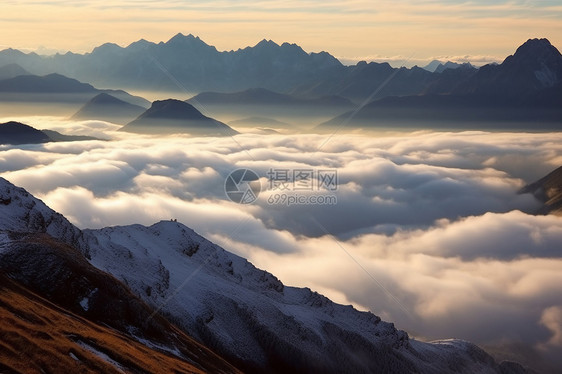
xmin=535 ymin=64 xmax=558 ymax=87
xmin=75 ymin=340 xmax=126 ymax=373
xmin=132 ymin=335 xmax=184 ymax=360
xmin=79 ymin=288 xmax=98 ymax=312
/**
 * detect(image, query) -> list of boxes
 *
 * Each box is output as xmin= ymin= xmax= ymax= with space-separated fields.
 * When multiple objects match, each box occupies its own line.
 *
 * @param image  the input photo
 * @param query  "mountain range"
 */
xmin=318 ymin=38 xmax=562 ymax=130
xmin=0 ymin=35 xmax=560 ymax=131
xmin=0 ymin=34 xmax=343 ymax=95
xmin=422 ymin=60 xmax=475 ymax=74
xmin=0 ymin=71 xmax=149 ymax=118
xmin=0 ymin=63 xmax=29 ymax=80
xmin=0 ymin=177 xmax=531 ymax=373
xmin=0 ymin=33 xmax=480 ymax=103
xmin=187 ymin=88 xmax=355 ymax=124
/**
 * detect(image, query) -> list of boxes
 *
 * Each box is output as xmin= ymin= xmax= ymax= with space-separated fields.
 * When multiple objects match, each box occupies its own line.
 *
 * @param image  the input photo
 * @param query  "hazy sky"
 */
xmin=1 ymin=0 xmax=561 ymax=66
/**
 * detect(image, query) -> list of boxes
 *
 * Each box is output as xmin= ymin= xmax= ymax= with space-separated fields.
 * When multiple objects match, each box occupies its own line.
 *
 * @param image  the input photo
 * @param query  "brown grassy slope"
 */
xmin=0 ymin=273 xmax=245 ymax=374
xmin=0 ymin=232 xmax=242 ymax=374
xmin=0 ymin=274 xmax=201 ymax=373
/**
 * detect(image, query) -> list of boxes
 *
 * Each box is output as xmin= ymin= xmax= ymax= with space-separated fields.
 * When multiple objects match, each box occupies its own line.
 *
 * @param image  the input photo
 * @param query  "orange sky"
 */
xmin=1 ymin=0 xmax=561 ymax=66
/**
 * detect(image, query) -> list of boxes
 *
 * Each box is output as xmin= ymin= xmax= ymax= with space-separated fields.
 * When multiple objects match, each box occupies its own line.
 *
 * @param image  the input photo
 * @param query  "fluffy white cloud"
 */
xmin=2 ymin=119 xmax=562 ymax=370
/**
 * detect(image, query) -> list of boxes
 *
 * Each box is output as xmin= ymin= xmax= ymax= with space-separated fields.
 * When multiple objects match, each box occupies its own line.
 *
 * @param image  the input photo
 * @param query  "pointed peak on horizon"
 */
xmin=165 ymin=33 xmax=207 ymax=47
xmin=255 ymin=39 xmax=279 ymax=47
xmin=127 ymin=38 xmax=152 ymax=48
xmin=514 ymin=37 xmax=560 ymax=57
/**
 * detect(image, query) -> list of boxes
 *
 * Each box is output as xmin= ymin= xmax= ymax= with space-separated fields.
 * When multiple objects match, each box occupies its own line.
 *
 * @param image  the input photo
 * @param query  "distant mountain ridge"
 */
xmin=0 ymin=33 xmax=485 ymax=103
xmin=0 ymin=121 xmax=50 ymax=144
xmin=318 ymin=38 xmax=562 ymax=130
xmin=0 ymin=63 xmax=30 ymax=80
xmin=0 ymin=121 xmax=101 ymax=145
xmin=189 ymin=88 xmax=354 ymax=107
xmin=422 ymin=60 xmax=474 ymax=73
xmin=0 ymin=72 xmax=150 ymax=108
xmin=0 ymin=33 xmax=343 ymax=95
xmin=71 ymin=93 xmax=146 ymax=123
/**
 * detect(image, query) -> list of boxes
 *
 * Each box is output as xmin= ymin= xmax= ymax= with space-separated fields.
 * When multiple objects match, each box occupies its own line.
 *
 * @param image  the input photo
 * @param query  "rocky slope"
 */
xmin=0 ymin=177 xmax=529 ymax=373
xmin=520 ymin=166 xmax=562 ymax=215
xmin=0 ymin=236 xmax=240 ymax=374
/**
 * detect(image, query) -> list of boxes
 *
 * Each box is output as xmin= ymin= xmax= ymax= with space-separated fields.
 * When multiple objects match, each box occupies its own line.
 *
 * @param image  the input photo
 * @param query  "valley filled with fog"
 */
xmin=2 ymin=115 xmax=561 ymax=370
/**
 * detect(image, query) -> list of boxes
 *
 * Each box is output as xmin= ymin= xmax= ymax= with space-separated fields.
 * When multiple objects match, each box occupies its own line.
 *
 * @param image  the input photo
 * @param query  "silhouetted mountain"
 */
xmin=421 ymin=60 xmax=475 ymax=74
xmin=40 ymin=129 xmax=102 ymax=142
xmin=318 ymin=38 xmax=562 ymax=130
xmin=229 ymin=116 xmax=292 ymax=129
xmin=71 ymin=93 xmax=146 ymax=123
xmin=292 ymin=62 xmax=426 ymax=102
xmin=187 ymin=88 xmax=355 ymax=123
xmin=434 ymin=61 xmax=474 ymax=74
xmin=189 ymin=88 xmax=354 ymax=107
xmin=456 ymin=38 xmax=562 ymax=97
xmin=0 ymin=121 xmax=50 ymax=144
xmin=120 ymin=99 xmax=238 ymax=136
xmin=0 ymin=121 xmax=102 ymax=145
xmin=520 ymin=166 xmax=562 ymax=215
xmin=0 ymin=34 xmax=475 ymax=103
xmin=422 ymin=60 xmax=444 ymax=72
xmin=0 ymin=63 xmax=30 ymax=79
xmin=0 ymin=35 xmax=560 ymax=110
xmin=0 ymin=33 xmax=344 ymax=94
xmin=0 ymin=73 xmax=149 ymax=109
xmin=0 ymin=72 xmax=95 ymax=97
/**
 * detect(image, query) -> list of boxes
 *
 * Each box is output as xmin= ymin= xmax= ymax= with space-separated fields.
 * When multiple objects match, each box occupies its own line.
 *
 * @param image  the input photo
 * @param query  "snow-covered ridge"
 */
xmin=0 ymin=177 xmax=81 ymax=246
xmin=0 ymin=177 xmax=528 ymax=373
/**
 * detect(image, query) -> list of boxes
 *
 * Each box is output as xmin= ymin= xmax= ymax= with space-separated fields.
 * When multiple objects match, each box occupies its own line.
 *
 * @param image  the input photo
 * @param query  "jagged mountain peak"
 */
xmin=255 ymin=38 xmax=279 ymax=48
xmin=166 ymin=32 xmax=204 ymax=45
xmin=452 ymin=37 xmax=562 ymax=95
xmin=514 ymin=38 xmax=559 ymax=56
xmin=126 ymin=37 xmax=153 ymax=50
xmin=504 ymin=38 xmax=562 ymax=69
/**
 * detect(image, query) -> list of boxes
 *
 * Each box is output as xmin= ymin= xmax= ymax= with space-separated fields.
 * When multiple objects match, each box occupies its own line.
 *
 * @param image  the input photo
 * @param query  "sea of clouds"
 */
xmin=1 ymin=117 xmax=562 ymax=370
